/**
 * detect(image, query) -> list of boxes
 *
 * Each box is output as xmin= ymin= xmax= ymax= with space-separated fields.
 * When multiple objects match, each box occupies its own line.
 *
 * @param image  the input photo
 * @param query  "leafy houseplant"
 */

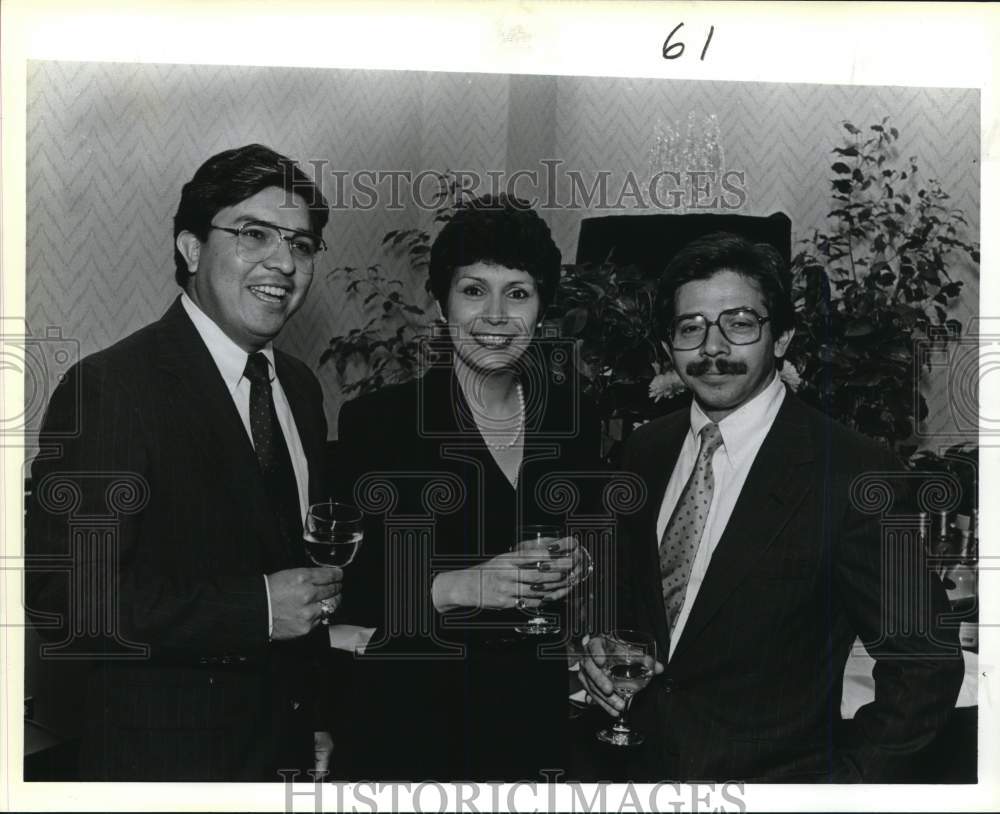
xmin=319 ymin=176 xmax=457 ymax=396
xmin=543 ymin=260 xmax=686 ymax=458
xmin=786 ymin=118 xmax=979 ymax=452
xmin=319 ymin=260 xmax=432 ymax=397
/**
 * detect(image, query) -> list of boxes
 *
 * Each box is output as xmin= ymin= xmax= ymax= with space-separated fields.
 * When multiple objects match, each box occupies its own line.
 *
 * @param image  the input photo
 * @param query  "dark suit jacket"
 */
xmin=25 ymin=297 xmax=329 ymax=781
xmin=331 ymin=361 xmax=604 ymax=780
xmin=616 ymin=391 xmax=964 ymax=782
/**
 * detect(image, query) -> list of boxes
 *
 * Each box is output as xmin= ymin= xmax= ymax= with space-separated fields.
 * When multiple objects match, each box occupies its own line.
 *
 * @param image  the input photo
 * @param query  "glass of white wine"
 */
xmin=596 ymin=629 xmax=657 ymax=747
xmin=512 ymin=525 xmax=593 ymax=636
xmin=304 ymin=500 xmax=364 ymax=624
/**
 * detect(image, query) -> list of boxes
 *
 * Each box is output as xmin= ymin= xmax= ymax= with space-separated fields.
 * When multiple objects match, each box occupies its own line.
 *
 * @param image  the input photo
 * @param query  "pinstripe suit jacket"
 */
xmin=616 ymin=391 xmax=963 ymax=782
xmin=26 ymin=297 xmax=329 ymax=781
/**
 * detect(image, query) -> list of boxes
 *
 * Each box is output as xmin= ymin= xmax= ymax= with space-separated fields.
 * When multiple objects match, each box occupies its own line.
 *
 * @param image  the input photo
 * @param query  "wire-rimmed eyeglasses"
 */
xmin=210 ymin=220 xmax=326 ymax=271
xmin=667 ymin=307 xmax=771 ymax=350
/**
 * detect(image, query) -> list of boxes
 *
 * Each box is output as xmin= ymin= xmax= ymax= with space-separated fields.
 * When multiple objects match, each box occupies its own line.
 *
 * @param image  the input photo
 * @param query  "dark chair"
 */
xmin=575 ymin=211 xmax=792 ymax=279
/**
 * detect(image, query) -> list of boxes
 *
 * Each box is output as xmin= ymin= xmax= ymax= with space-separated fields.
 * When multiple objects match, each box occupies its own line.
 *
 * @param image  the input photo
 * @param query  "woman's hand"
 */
xmin=432 ymin=535 xmax=585 ymax=612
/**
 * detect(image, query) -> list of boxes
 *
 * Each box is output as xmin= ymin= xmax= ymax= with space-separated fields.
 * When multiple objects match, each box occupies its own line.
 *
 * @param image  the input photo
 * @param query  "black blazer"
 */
xmin=26 ymin=297 xmax=329 ymax=781
xmin=331 ymin=362 xmax=604 ymax=780
xmin=616 ymin=392 xmax=964 ymax=782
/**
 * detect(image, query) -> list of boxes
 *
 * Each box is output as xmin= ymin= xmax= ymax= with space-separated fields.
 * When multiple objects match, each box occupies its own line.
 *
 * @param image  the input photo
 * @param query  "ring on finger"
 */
xmin=319 ymin=598 xmax=337 ymax=622
xmin=515 ymin=598 xmax=527 ymax=611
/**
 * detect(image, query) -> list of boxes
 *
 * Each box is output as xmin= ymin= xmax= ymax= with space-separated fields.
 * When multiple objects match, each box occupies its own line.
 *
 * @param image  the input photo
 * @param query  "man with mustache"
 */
xmin=579 ymin=231 xmax=963 ymax=781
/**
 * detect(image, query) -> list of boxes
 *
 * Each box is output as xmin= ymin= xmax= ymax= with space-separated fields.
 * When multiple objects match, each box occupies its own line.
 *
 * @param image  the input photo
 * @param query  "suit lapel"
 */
xmin=670 ymin=394 xmax=816 ymax=663
xmin=629 ymin=413 xmax=689 ymax=659
xmin=152 ymin=298 xmax=285 ymax=566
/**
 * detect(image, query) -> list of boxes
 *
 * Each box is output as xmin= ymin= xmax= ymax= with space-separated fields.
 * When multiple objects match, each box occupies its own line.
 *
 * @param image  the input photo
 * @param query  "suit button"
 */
xmin=208 ymin=676 xmax=215 ymax=685
xmin=291 ymin=700 xmax=301 ymax=711
xmin=663 ymin=678 xmax=674 ymax=693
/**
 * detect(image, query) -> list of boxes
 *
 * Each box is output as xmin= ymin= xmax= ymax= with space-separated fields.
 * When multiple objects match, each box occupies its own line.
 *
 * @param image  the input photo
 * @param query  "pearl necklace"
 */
xmin=481 ymin=382 xmax=525 ymax=451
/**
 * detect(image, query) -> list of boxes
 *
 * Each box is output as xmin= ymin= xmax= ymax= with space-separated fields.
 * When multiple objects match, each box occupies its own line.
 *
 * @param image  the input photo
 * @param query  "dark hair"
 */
xmin=172 ymin=144 xmax=330 ymax=287
xmin=654 ymin=231 xmax=795 ymax=340
xmin=428 ymin=194 xmax=561 ymax=311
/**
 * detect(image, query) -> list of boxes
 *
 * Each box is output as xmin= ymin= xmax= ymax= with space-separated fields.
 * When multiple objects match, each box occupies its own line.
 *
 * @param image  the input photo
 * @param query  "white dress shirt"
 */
xmin=656 ymin=371 xmax=786 ymax=660
xmin=180 ymin=293 xmax=310 ymax=636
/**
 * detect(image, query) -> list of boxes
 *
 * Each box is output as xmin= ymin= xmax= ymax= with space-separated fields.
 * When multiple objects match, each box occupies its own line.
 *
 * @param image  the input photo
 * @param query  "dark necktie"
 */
xmin=658 ymin=422 xmax=724 ymax=634
xmin=244 ymin=352 xmax=302 ymax=561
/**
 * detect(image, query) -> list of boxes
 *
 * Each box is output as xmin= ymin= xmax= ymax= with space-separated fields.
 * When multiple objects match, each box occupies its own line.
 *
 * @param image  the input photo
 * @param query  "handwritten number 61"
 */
xmin=662 ymin=23 xmax=715 ymax=61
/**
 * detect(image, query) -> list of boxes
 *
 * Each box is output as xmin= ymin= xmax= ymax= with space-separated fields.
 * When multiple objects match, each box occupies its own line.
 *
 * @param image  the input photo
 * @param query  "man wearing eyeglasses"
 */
xmin=26 ymin=144 xmax=341 ymax=780
xmin=579 ymin=231 xmax=962 ymax=782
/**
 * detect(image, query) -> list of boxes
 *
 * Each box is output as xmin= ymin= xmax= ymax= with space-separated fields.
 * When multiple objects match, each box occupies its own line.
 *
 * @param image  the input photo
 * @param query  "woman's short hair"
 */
xmin=172 ymin=143 xmax=329 ymax=287
xmin=428 ymin=194 xmax=561 ymax=311
xmin=653 ymin=231 xmax=795 ymax=340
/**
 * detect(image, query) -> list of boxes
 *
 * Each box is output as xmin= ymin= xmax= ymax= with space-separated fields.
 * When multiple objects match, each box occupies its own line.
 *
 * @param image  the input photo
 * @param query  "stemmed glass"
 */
xmin=303 ymin=500 xmax=364 ymax=624
xmin=512 ymin=524 xmax=593 ymax=636
xmin=596 ymin=629 xmax=657 ymax=746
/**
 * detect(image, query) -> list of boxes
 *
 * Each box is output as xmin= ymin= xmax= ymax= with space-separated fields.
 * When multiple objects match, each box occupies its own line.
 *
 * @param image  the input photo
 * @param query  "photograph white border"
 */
xmin=2 ymin=1 xmax=997 ymax=811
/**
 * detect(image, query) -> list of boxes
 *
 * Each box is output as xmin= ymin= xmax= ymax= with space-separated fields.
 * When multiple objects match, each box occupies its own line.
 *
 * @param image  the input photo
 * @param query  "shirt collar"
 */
xmin=180 ymin=292 xmax=276 ymax=393
xmin=688 ymin=371 xmax=786 ymax=467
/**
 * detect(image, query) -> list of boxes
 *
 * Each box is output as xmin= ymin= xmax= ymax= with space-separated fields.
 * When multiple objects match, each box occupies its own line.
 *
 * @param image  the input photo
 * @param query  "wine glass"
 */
xmin=596 ymin=629 xmax=657 ymax=747
xmin=304 ymin=500 xmax=364 ymax=624
xmin=512 ymin=524 xmax=593 ymax=636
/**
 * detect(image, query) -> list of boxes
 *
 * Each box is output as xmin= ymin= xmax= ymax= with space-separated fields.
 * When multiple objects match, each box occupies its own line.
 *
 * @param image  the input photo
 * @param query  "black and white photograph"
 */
xmin=2 ymin=2 xmax=996 ymax=811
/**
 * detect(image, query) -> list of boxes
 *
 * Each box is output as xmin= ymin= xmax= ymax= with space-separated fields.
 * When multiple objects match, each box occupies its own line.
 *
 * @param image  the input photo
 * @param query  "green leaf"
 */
xmin=831 ymin=162 xmax=851 ymax=174
xmin=562 ymin=307 xmax=589 ymax=336
xmin=832 ymin=179 xmax=853 ymax=194
xmin=843 ymin=122 xmax=861 ymax=135
xmin=845 ymin=320 xmax=875 ymax=337
xmin=833 ymin=146 xmax=860 ymax=157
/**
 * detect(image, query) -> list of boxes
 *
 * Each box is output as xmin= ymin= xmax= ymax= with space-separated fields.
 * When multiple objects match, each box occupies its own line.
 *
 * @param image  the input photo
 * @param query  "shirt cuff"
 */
xmin=328 ymin=624 xmax=376 ymax=655
xmin=263 ymin=574 xmax=274 ymax=640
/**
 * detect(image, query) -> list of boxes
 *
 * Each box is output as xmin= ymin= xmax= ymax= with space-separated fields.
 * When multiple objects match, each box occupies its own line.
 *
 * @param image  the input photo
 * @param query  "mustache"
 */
xmin=685 ymin=358 xmax=748 ymax=376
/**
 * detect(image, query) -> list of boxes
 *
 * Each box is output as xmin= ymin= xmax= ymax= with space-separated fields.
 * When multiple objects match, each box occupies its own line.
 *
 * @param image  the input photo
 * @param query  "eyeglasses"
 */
xmin=667 ymin=307 xmax=771 ymax=350
xmin=210 ymin=220 xmax=326 ymax=270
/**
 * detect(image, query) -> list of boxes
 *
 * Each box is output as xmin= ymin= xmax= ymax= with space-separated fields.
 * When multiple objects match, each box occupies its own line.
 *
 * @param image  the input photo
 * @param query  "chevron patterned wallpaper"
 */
xmin=25 ymin=62 xmax=979 ymax=447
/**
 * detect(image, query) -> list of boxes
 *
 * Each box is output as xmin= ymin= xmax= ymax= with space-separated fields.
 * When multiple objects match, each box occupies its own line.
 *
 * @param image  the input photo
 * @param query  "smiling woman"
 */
xmin=329 ymin=195 xmax=603 ymax=780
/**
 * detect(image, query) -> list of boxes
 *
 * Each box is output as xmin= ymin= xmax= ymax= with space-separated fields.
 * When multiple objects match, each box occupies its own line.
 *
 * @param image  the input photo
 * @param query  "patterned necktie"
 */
xmin=659 ymin=422 xmax=724 ymax=633
xmin=244 ymin=352 xmax=302 ymax=560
